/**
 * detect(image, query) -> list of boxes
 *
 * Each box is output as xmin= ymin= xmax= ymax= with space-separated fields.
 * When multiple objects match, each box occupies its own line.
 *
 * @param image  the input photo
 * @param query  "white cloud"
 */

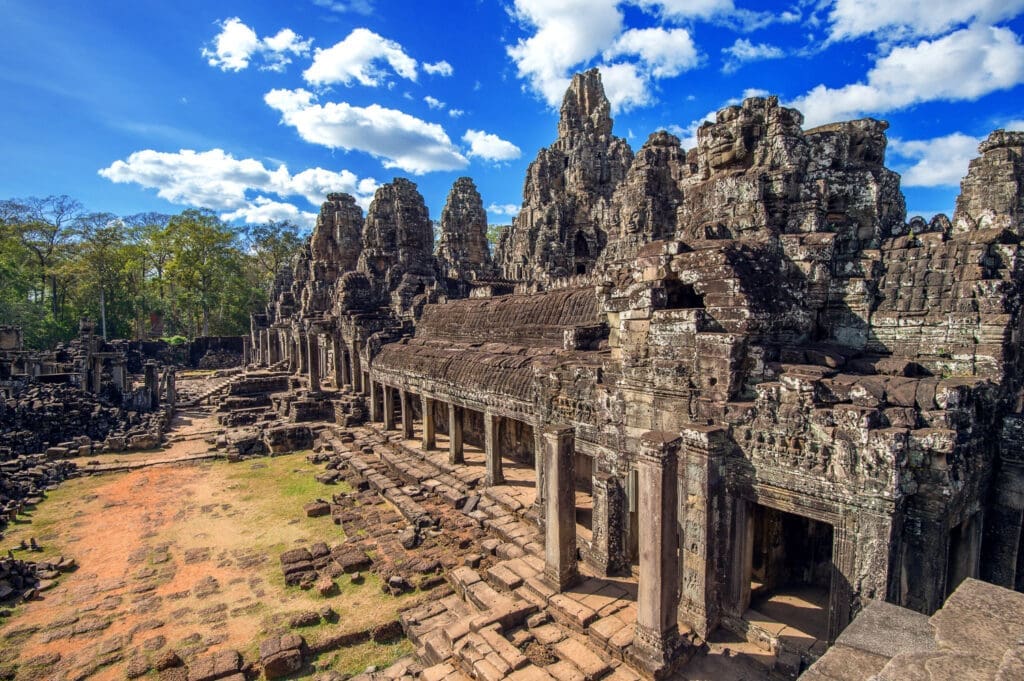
xmin=202 ymin=18 xmax=312 ymax=73
xmin=599 ymin=62 xmax=652 ymax=111
xmin=488 ymin=203 xmax=521 ymax=217
xmin=303 ymin=28 xmax=417 ymax=87
xmin=311 ymin=0 xmax=374 ymax=15
xmin=260 ymin=29 xmax=314 ymax=72
xmin=631 ymin=0 xmax=793 ymax=32
xmin=424 ymin=95 xmax=445 ymax=110
xmin=203 ymin=18 xmax=260 ymax=71
xmin=265 ymin=88 xmax=468 ymax=173
xmin=98 ymin=148 xmax=378 ymax=226
xmin=507 ymin=2 xmax=704 ymax=112
xmin=604 ymin=27 xmax=699 ymax=78
xmin=449 ymin=108 xmax=465 ymax=118
xmin=790 ymin=25 xmax=1024 ymax=128
xmin=423 ymin=60 xmax=454 ymax=76
xmin=890 ymin=133 xmax=982 ymax=186
xmin=463 ymin=129 xmax=522 ymax=162
xmin=721 ymin=38 xmax=784 ymax=73
xmin=507 ymin=0 xmax=624 ymax=107
xmin=827 ymin=0 xmax=1024 ymax=42
xmin=222 ymin=197 xmax=318 ymax=226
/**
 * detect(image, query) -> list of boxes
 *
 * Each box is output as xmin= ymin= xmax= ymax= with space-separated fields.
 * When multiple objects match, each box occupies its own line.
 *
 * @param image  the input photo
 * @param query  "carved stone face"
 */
xmin=704 ymin=107 xmax=759 ymax=170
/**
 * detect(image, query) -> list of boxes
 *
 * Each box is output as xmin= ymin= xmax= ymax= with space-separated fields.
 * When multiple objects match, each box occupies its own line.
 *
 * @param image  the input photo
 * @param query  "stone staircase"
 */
xmin=321 ymin=423 xmax=656 ymax=681
xmin=180 ymin=373 xmax=243 ymax=407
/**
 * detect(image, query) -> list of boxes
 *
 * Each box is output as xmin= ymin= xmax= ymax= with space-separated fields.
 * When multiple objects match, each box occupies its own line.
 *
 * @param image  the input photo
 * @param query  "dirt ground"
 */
xmin=0 ymin=408 xmax=414 ymax=680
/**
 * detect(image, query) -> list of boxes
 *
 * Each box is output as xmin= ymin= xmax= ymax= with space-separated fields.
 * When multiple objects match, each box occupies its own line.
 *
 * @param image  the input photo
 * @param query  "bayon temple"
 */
xmin=244 ymin=68 xmax=1024 ymax=678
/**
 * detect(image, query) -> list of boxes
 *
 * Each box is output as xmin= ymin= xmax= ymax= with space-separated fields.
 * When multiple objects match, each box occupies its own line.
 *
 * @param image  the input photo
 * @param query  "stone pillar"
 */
xmin=484 ymin=412 xmax=504 ymax=485
xmin=339 ymin=342 xmax=350 ymax=387
xmin=306 ymin=332 xmax=320 ymax=393
xmin=631 ymin=431 xmax=683 ymax=678
xmin=110 ymin=359 xmax=127 ymax=392
xmin=421 ymin=395 xmax=436 ymax=450
xmin=90 ymin=356 xmax=104 ymax=393
xmin=383 ymin=385 xmax=396 ymax=430
xmin=350 ymin=342 xmax=363 ymax=393
xmin=166 ymin=368 xmax=176 ymax=412
xmin=368 ymin=380 xmax=380 ymax=422
xmin=543 ymin=425 xmax=577 ymax=591
xmin=297 ymin=332 xmax=308 ymax=374
xmin=677 ymin=425 xmax=726 ymax=638
xmin=590 ymin=471 xmax=626 ymax=577
xmin=242 ymin=336 xmax=252 ymax=366
xmin=449 ymin=404 xmax=464 ymax=464
xmin=401 ymin=390 xmax=415 ymax=440
xmin=144 ymin=361 xmax=160 ymax=411
xmin=332 ymin=334 xmax=344 ymax=388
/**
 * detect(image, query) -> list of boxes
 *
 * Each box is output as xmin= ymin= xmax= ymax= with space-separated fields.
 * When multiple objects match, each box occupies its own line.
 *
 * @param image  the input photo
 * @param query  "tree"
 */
xmin=244 ymin=221 xmax=304 ymax=284
xmin=71 ymin=213 xmax=129 ymax=340
xmin=164 ymin=209 xmax=241 ymax=336
xmin=1 ymin=195 xmax=83 ymax=317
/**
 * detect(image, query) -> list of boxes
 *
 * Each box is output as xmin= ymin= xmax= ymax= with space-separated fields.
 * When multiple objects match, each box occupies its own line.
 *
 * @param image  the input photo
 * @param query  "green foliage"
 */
xmin=486 ymin=223 xmax=509 ymax=248
xmin=162 ymin=335 xmax=188 ymax=345
xmin=0 ymin=197 xmax=303 ymax=348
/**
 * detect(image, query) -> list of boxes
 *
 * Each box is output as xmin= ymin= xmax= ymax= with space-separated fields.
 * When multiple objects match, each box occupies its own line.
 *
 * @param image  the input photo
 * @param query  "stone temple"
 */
xmin=244 ymin=69 xmax=1024 ymax=678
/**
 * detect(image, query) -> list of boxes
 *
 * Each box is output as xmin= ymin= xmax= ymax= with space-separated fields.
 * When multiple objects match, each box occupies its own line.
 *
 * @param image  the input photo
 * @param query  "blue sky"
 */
xmin=2 ymin=0 xmax=1023 ymax=229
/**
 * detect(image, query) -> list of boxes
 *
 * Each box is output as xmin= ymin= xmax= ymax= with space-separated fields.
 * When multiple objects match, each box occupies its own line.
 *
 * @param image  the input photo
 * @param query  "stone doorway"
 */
xmin=945 ymin=511 xmax=982 ymax=597
xmin=574 ymin=450 xmax=594 ymax=544
xmin=747 ymin=505 xmax=833 ymax=644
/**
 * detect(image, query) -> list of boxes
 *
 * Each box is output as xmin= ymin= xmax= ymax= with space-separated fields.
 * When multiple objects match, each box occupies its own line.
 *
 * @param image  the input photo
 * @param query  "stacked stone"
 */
xmin=301 ymin=193 xmax=364 ymax=317
xmin=436 ymin=177 xmax=492 ymax=283
xmin=495 ymin=68 xmax=633 ymax=281
xmin=355 ymin=178 xmax=437 ymax=316
xmin=953 ymin=130 xmax=1024 ymax=235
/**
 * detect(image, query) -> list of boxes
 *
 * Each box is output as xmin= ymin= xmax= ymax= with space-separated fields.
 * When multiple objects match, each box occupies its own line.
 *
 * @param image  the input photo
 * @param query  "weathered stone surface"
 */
xmin=495 ymin=68 xmax=633 ymax=280
xmin=437 ymin=177 xmax=493 ymax=284
xmin=953 ymin=130 xmax=1024 ymax=235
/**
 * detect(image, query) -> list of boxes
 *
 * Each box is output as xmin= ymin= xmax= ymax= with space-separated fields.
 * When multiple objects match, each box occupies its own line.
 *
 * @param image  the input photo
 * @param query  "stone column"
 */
xmin=110 ymin=359 xmax=127 ymax=392
xmin=543 ymin=425 xmax=577 ymax=591
xmin=91 ymin=356 xmax=104 ymax=393
xmin=242 ymin=336 xmax=252 ymax=366
xmin=383 ymin=386 xmax=396 ymax=430
xmin=332 ymin=334 xmax=345 ymax=388
xmin=401 ymin=390 xmax=415 ymax=440
xmin=484 ymin=412 xmax=504 ymax=485
xmin=368 ymin=380 xmax=380 ymax=422
xmin=339 ymin=340 xmax=350 ymax=387
xmin=590 ymin=471 xmax=626 ymax=577
xmin=144 ymin=361 xmax=160 ymax=411
xmin=297 ymin=331 xmax=308 ymax=374
xmin=421 ymin=395 xmax=436 ymax=450
xmin=306 ymin=332 xmax=320 ymax=392
xmin=631 ymin=431 xmax=682 ymax=678
xmin=166 ymin=368 xmax=176 ymax=412
xmin=350 ymin=342 xmax=363 ymax=393
xmin=449 ymin=404 xmax=464 ymax=464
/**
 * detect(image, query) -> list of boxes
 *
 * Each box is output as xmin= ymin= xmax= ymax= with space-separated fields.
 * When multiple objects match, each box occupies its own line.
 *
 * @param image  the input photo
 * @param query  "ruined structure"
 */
xmin=248 ymin=69 xmax=1024 ymax=678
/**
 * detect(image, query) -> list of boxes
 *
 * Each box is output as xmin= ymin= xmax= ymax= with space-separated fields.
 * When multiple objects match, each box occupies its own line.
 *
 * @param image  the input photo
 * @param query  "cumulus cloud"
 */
xmin=790 ymin=25 xmax=1024 ymax=128
xmin=303 ymin=28 xmax=417 ymax=87
xmin=448 ymin=108 xmax=465 ymax=118
xmin=463 ymin=130 xmax=522 ymax=162
xmin=203 ymin=18 xmax=312 ymax=72
xmin=98 ymin=148 xmax=378 ymax=226
xmin=221 ymin=197 xmax=318 ymax=226
xmin=889 ymin=133 xmax=982 ymax=187
xmin=265 ymin=88 xmax=468 ymax=173
xmin=721 ymin=38 xmax=784 ymax=73
xmin=311 ymin=0 xmax=374 ymax=15
xmin=827 ymin=0 xmax=1024 ymax=42
xmin=507 ymin=0 xmax=623 ymax=107
xmin=424 ymin=95 xmax=445 ymax=110
xmin=604 ymin=27 xmax=699 ymax=78
xmin=423 ymin=60 xmax=453 ymax=76
xmin=507 ymin=1 xmax=705 ymax=112
xmin=488 ymin=203 xmax=521 ymax=217
xmin=632 ymin=0 xmax=795 ymax=32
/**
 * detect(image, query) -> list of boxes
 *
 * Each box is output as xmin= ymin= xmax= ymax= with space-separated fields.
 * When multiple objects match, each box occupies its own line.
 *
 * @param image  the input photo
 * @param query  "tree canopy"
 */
xmin=0 ymin=195 xmax=306 ymax=348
